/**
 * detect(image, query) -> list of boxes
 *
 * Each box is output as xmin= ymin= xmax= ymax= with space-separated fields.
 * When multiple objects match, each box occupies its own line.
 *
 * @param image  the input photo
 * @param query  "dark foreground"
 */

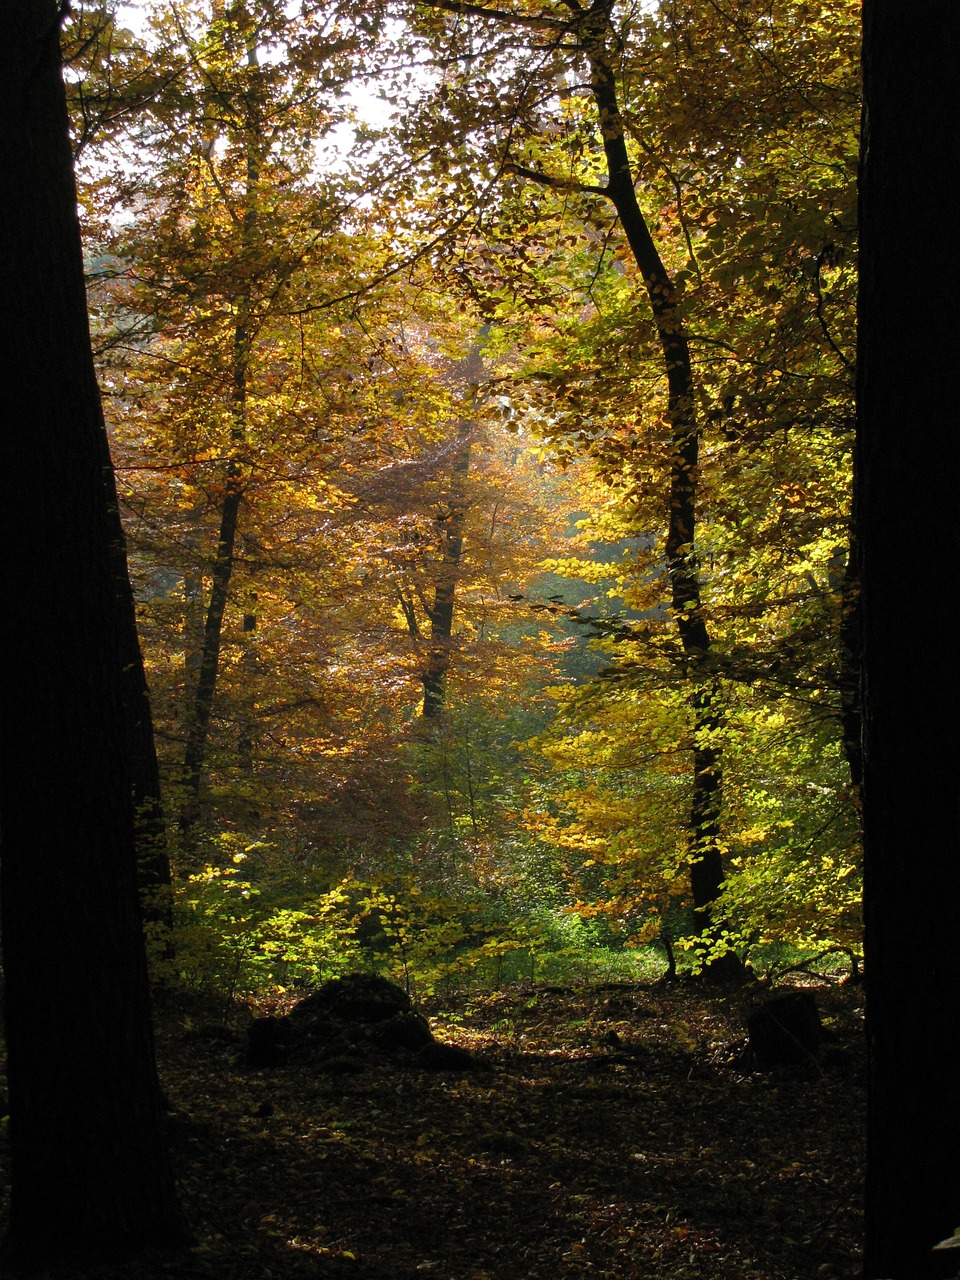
xmin=1 ymin=979 xmax=865 ymax=1279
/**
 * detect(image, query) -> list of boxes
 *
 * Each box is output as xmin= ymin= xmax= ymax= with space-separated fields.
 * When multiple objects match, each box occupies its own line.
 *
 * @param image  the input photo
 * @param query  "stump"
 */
xmin=747 ymin=990 xmax=822 ymax=1069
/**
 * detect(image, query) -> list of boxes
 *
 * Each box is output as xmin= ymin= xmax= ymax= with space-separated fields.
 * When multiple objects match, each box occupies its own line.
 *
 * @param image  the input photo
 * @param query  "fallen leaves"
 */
xmin=0 ymin=981 xmax=865 ymax=1280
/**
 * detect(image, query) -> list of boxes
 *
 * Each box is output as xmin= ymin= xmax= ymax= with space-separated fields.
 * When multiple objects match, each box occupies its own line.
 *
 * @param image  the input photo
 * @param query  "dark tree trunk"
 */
xmin=584 ymin=7 xmax=740 ymax=978
xmin=101 ymin=312 xmax=173 ymax=924
xmin=688 ymin=685 xmax=725 ymax=937
xmin=0 ymin=2 xmax=188 ymax=1267
xmin=838 ymin=523 xmax=863 ymax=794
xmin=417 ymin=337 xmax=486 ymax=720
xmin=858 ymin=3 xmax=960 ymax=1276
xmin=178 ymin=466 xmax=244 ymax=848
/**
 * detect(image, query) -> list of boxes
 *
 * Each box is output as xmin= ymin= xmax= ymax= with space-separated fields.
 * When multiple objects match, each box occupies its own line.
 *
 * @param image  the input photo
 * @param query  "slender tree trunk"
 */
xmin=1 ymin=3 xmax=187 ymax=1265
xmin=858 ymin=3 xmax=960 ymax=1276
xmin=237 ymin=602 xmax=260 ymax=774
xmin=422 ymin=417 xmax=473 ymax=718
xmin=416 ymin=336 xmax=486 ymax=719
xmin=178 ymin=459 xmax=245 ymax=846
xmin=178 ymin=38 xmax=260 ymax=850
xmin=584 ymin=4 xmax=740 ymax=977
xmin=688 ymin=683 xmax=726 ymax=936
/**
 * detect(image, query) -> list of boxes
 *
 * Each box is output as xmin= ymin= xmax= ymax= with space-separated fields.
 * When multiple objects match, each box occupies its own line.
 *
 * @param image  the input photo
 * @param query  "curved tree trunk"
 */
xmin=418 ymin=0 xmax=743 ymax=974
xmin=583 ymin=4 xmax=740 ymax=977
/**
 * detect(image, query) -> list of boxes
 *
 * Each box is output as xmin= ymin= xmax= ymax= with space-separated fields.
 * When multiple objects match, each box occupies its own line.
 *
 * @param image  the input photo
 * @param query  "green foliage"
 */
xmin=150 ymin=837 xmax=534 ymax=997
xmin=148 ymin=817 xmax=672 ymax=996
xmin=151 ymin=844 xmax=364 ymax=997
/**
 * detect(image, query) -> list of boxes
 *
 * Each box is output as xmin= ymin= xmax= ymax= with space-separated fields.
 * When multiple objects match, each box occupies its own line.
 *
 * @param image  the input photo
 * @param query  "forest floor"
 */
xmin=0 ymin=978 xmax=865 ymax=1280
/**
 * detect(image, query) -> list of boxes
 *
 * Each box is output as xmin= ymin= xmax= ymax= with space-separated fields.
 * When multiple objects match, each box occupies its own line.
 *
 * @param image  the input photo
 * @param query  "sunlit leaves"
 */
xmin=73 ymin=0 xmax=865 ymax=972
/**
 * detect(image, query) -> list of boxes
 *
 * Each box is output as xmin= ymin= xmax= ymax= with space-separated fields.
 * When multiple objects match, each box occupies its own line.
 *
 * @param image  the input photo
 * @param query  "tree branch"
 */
xmin=416 ymin=0 xmax=571 ymax=32
xmin=504 ymin=160 xmax=610 ymax=197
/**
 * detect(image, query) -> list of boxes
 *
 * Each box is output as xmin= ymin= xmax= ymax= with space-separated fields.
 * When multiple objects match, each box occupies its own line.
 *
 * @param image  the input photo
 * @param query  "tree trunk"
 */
xmin=178 ymin=465 xmax=244 ymax=848
xmin=0 ymin=2 xmax=188 ymax=1265
xmin=584 ymin=6 xmax=740 ymax=978
xmin=178 ymin=36 xmax=260 ymax=851
xmin=417 ymin=336 xmax=486 ymax=720
xmin=422 ymin=418 xmax=473 ymax=718
xmin=858 ymin=2 xmax=960 ymax=1276
xmin=838 ymin=524 xmax=863 ymax=795
xmin=102 ymin=331 xmax=174 ymax=925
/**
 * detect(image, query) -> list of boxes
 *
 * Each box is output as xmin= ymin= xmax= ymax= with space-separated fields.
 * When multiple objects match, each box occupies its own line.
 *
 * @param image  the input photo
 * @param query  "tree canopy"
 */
xmin=50 ymin=0 xmax=863 ymax=995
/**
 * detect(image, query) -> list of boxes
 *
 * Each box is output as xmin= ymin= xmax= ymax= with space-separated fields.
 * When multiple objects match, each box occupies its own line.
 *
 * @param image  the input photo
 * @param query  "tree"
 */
xmin=74 ymin=1 xmax=574 ymax=869
xmin=87 ymin=0 xmax=390 ymax=857
xmin=0 ymin=1 xmax=187 ymax=1266
xmin=402 ymin=0 xmax=859 ymax=972
xmin=387 ymin=332 xmax=491 ymax=720
xmin=512 ymin=0 xmax=861 ymax=968
xmin=858 ymin=2 xmax=960 ymax=1277
xmin=405 ymin=0 xmax=745 ymax=972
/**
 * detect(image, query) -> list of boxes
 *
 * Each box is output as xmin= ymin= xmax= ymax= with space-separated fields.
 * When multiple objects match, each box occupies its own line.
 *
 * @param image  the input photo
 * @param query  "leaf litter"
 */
xmin=0 ymin=980 xmax=865 ymax=1280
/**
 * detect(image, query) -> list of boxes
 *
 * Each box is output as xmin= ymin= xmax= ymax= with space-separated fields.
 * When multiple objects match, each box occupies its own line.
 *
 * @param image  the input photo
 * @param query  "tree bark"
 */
xmin=178 ymin=462 xmax=245 ymax=848
xmin=413 ymin=336 xmax=486 ymax=720
xmin=0 ymin=2 xmax=188 ymax=1265
xmin=102 ymin=303 xmax=174 ymax=924
xmin=838 ymin=525 xmax=863 ymax=794
xmin=858 ymin=2 xmax=960 ymax=1276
